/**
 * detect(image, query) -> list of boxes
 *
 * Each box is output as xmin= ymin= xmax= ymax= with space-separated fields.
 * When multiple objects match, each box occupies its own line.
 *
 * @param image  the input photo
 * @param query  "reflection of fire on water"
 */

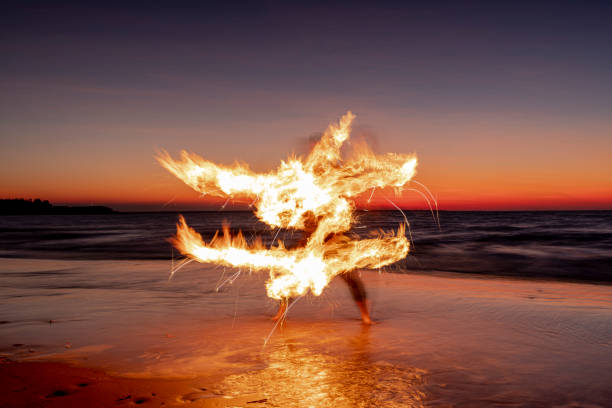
xmin=157 ymin=112 xmax=417 ymax=299
xmin=218 ymin=335 xmax=426 ymax=408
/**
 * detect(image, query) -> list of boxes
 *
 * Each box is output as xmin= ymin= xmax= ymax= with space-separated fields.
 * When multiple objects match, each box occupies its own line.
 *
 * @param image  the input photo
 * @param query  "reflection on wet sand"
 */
xmin=2 ymin=259 xmax=612 ymax=407
xmin=218 ymin=327 xmax=426 ymax=407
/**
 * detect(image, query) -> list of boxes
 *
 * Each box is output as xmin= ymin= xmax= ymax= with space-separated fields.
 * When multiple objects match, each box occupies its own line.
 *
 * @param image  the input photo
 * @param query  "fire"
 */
xmin=157 ymin=112 xmax=417 ymax=299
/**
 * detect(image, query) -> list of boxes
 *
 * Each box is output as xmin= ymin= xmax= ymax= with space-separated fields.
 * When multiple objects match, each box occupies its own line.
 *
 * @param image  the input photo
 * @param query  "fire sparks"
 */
xmin=157 ymin=112 xmax=417 ymax=299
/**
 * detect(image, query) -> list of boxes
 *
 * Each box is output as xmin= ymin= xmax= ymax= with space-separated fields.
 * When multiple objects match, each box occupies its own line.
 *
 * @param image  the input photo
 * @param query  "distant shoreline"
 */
xmin=2 ymin=199 xmax=611 ymax=215
xmin=0 ymin=199 xmax=116 ymax=215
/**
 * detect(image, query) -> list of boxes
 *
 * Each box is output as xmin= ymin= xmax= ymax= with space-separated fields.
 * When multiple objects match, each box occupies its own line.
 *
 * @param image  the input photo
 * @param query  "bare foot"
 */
xmin=356 ymin=300 xmax=373 ymax=325
xmin=361 ymin=315 xmax=374 ymax=325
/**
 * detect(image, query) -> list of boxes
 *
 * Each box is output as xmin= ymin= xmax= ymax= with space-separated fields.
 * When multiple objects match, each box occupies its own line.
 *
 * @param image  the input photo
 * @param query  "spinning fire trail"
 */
xmin=157 ymin=112 xmax=417 ymax=300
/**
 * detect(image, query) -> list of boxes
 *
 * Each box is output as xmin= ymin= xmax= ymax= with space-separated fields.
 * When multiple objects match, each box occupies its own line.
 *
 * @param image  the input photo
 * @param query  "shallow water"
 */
xmin=1 ymin=258 xmax=611 ymax=407
xmin=1 ymin=210 xmax=611 ymax=282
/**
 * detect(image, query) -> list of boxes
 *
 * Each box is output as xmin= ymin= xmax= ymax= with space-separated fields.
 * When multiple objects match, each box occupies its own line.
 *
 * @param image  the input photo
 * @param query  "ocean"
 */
xmin=1 ymin=210 xmax=610 ymax=283
xmin=1 ymin=211 xmax=611 ymax=406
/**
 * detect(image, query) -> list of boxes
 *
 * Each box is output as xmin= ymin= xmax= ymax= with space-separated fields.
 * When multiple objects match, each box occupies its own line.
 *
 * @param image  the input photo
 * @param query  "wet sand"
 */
xmin=1 ymin=258 xmax=611 ymax=407
xmin=1 ymin=360 xmax=261 ymax=408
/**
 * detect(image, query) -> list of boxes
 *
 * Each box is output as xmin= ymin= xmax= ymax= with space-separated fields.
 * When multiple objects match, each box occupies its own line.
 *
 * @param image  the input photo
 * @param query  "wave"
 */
xmin=1 ymin=211 xmax=611 ymax=283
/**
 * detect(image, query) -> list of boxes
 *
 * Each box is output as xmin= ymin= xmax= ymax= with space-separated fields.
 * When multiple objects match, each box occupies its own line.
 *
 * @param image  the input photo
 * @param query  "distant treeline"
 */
xmin=0 ymin=199 xmax=116 ymax=215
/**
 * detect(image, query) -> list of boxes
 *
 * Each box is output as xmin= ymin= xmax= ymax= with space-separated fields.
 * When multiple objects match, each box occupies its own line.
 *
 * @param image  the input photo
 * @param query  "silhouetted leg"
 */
xmin=341 ymin=271 xmax=372 ymax=324
xmin=272 ymin=297 xmax=289 ymax=321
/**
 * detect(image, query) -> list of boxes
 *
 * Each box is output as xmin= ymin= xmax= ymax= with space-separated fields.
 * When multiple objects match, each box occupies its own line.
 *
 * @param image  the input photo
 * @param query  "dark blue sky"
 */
xmin=3 ymin=1 xmax=611 ymax=113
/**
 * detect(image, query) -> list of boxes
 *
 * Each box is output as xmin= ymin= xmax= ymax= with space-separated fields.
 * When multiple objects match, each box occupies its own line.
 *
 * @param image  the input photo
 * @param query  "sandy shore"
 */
xmin=1 ymin=359 xmax=265 ymax=408
xmin=1 ymin=258 xmax=611 ymax=407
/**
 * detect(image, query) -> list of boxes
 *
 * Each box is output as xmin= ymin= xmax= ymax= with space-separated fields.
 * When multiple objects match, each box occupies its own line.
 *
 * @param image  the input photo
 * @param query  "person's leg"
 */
xmin=272 ymin=297 xmax=289 ymax=321
xmin=341 ymin=271 xmax=372 ymax=324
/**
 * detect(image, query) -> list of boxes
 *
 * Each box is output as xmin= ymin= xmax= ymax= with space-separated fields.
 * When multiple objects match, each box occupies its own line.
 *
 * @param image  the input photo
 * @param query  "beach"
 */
xmin=1 ymin=258 xmax=611 ymax=407
xmin=4 ymin=0 xmax=612 ymax=405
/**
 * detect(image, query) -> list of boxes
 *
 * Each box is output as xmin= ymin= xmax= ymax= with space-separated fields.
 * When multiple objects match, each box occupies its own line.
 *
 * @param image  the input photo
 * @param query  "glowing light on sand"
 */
xmin=158 ymin=112 xmax=417 ymax=299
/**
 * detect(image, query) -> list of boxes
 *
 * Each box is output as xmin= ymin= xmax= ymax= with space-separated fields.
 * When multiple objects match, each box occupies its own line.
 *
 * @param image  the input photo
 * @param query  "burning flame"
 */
xmin=158 ymin=112 xmax=417 ymax=299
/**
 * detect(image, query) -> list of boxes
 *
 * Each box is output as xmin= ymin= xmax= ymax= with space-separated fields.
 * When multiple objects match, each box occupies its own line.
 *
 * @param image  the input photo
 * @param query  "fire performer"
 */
xmin=158 ymin=111 xmax=416 ymax=326
xmin=272 ymin=211 xmax=372 ymax=324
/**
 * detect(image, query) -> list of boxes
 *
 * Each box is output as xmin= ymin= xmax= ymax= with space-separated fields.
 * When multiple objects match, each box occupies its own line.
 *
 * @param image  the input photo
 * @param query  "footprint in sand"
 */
xmin=133 ymin=396 xmax=151 ymax=404
xmin=181 ymin=391 xmax=268 ymax=407
xmin=182 ymin=391 xmax=224 ymax=401
xmin=116 ymin=395 xmax=151 ymax=405
xmin=46 ymin=389 xmax=70 ymax=398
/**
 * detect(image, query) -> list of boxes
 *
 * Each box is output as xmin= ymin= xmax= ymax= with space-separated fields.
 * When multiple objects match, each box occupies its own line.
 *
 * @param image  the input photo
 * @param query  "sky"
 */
xmin=1 ymin=1 xmax=611 ymax=211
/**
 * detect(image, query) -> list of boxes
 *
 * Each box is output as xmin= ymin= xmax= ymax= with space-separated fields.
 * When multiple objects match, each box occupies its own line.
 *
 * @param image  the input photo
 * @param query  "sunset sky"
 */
xmin=1 ymin=1 xmax=611 ymax=211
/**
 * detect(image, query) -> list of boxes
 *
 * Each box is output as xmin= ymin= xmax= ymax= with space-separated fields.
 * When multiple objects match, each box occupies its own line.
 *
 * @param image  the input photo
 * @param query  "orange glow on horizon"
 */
xmin=5 ymin=183 xmax=611 ymax=211
xmin=1 ymin=113 xmax=610 ymax=212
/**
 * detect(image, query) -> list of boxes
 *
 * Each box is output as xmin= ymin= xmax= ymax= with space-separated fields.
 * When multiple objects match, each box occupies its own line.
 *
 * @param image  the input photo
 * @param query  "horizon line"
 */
xmin=3 ymin=197 xmax=611 ymax=212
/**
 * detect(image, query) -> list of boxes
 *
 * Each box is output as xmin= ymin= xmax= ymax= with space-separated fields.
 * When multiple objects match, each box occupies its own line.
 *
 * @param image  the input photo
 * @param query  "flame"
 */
xmin=158 ymin=112 xmax=417 ymax=299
